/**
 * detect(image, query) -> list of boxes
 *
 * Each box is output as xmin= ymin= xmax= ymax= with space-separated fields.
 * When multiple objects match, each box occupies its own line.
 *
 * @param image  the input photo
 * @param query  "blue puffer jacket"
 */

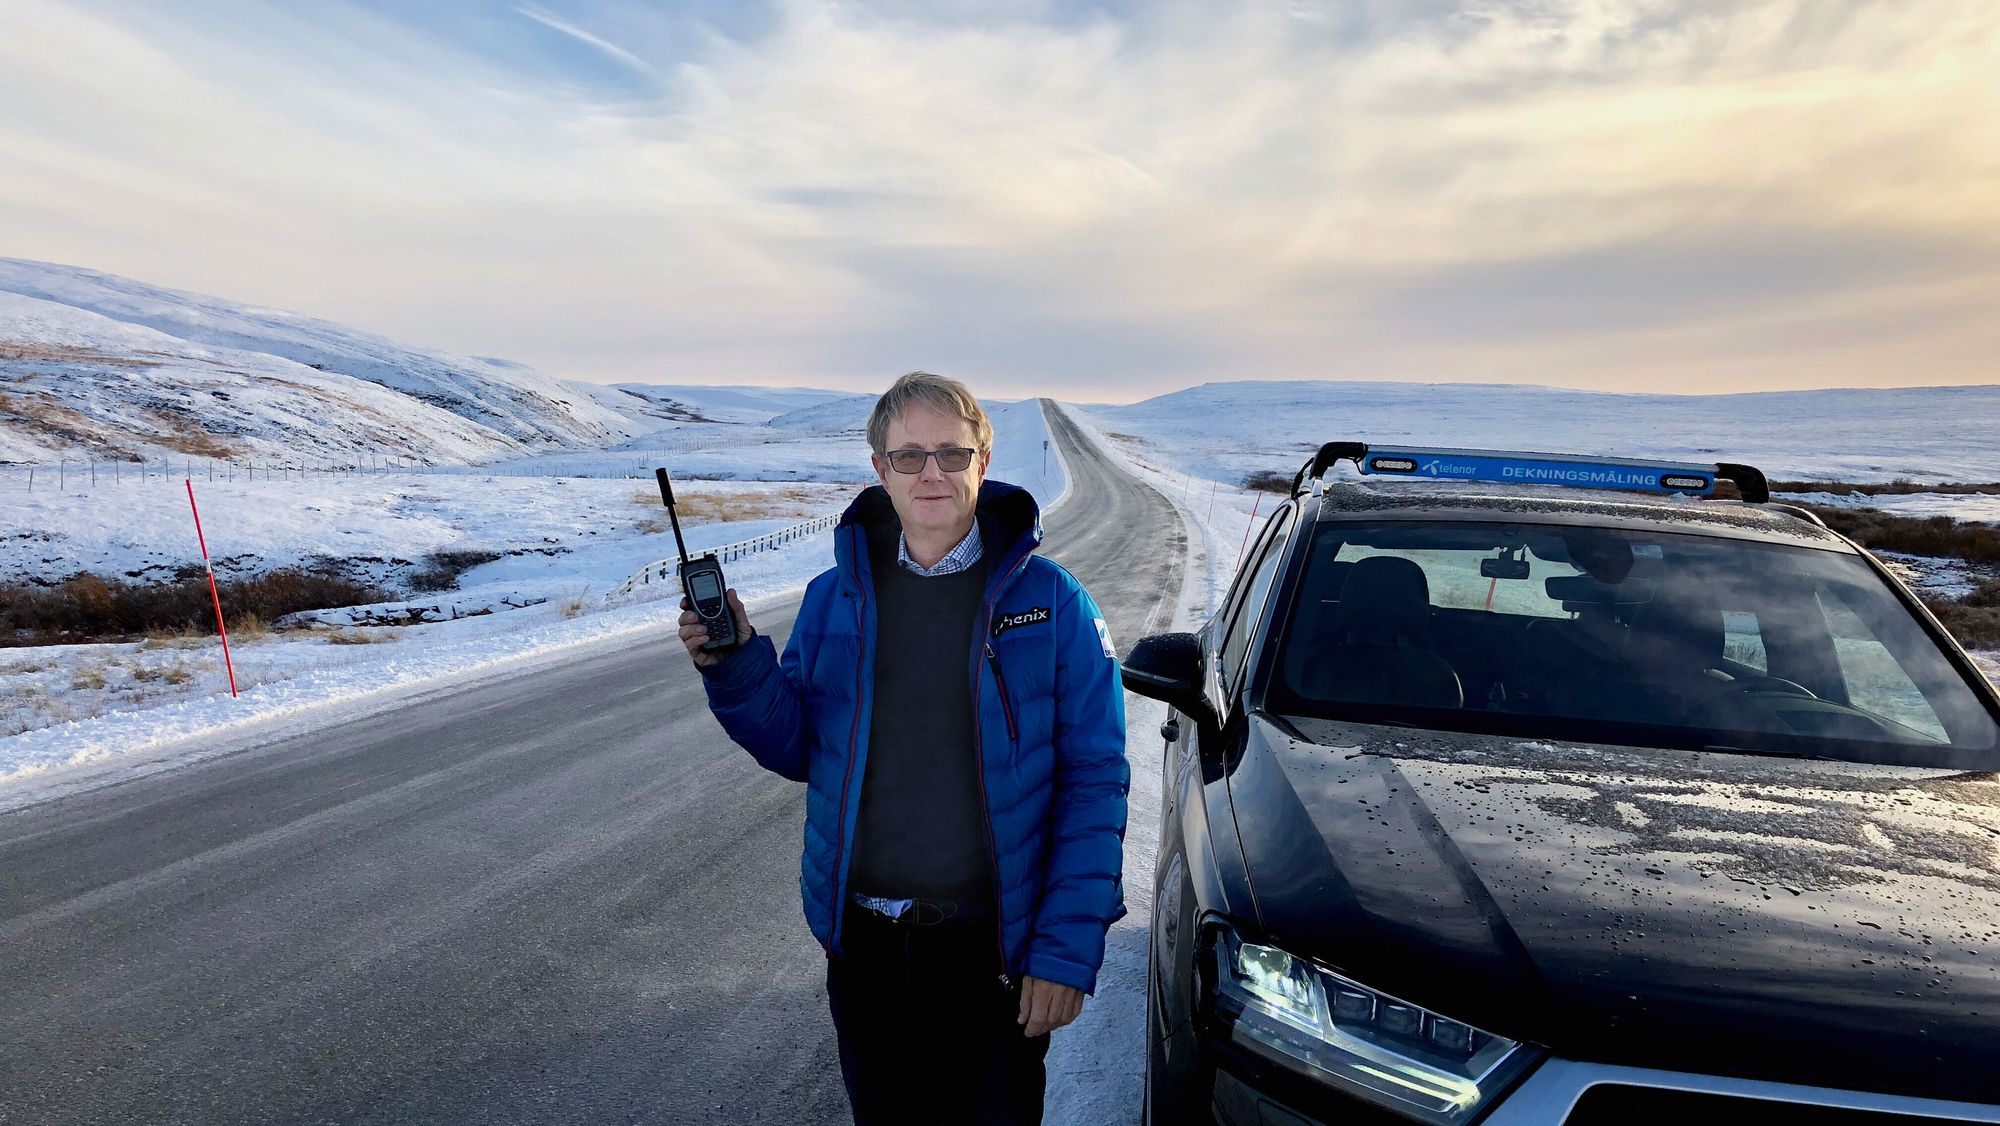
xmin=699 ymin=480 xmax=1129 ymax=994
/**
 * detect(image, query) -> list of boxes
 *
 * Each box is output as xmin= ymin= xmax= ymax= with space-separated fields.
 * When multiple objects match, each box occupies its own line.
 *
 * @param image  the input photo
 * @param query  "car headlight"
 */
xmin=1201 ymin=919 xmax=1539 ymax=1125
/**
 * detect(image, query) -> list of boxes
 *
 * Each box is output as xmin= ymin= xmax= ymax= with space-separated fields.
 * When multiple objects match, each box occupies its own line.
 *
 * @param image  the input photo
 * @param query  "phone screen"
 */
xmin=689 ymin=570 xmax=722 ymax=604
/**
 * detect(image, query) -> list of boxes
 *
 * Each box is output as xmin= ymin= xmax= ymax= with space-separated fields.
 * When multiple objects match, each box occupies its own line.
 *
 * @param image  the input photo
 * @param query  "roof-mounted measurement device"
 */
xmin=1290 ymin=442 xmax=1769 ymax=503
xmin=656 ymin=467 xmax=739 ymax=651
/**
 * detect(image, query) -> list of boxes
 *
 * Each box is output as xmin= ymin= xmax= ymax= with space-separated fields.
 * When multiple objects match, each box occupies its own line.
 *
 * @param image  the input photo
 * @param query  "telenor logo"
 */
xmin=992 ymin=607 xmax=1051 ymax=637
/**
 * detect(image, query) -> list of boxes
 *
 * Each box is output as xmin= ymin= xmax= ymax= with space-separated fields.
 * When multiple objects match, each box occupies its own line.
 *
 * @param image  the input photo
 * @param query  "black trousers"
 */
xmin=826 ymin=905 xmax=1051 ymax=1126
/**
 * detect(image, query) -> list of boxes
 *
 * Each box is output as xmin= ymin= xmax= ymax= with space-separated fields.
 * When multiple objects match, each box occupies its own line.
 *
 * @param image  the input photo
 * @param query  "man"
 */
xmin=678 ymin=372 xmax=1128 ymax=1125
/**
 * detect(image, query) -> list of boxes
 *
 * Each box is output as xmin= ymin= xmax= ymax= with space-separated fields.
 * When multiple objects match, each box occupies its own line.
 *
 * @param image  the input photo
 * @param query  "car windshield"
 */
xmin=1265 ymin=520 xmax=2000 ymax=767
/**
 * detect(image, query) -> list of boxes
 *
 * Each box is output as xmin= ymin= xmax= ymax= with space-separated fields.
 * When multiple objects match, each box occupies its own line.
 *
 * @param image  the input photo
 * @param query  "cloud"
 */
xmin=512 ymin=3 xmax=658 ymax=77
xmin=0 ymin=0 xmax=1995 ymax=398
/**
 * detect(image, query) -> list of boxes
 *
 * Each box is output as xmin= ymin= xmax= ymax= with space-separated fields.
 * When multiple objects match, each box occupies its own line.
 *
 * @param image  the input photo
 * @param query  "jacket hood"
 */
xmin=1226 ymin=712 xmax=2000 ymax=1103
xmin=834 ymin=479 xmax=1042 ymax=589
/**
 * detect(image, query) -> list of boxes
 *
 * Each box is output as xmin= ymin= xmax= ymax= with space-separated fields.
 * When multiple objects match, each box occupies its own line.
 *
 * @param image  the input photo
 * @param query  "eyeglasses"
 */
xmin=883 ymin=447 xmax=979 ymax=474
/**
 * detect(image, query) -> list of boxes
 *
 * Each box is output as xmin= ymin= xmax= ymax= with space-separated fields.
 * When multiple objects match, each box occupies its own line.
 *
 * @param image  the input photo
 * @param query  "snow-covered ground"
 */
xmin=0 ymin=398 xmax=1066 ymax=797
xmin=1779 ymin=490 xmax=2000 ymax=523
xmin=1 ymin=472 xmax=850 ymax=589
xmin=1081 ymin=380 xmax=2000 ymax=492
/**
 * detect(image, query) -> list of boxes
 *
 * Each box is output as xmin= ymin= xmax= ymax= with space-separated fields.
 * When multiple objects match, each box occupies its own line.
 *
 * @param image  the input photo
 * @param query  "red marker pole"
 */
xmin=185 ymin=479 xmax=239 ymax=698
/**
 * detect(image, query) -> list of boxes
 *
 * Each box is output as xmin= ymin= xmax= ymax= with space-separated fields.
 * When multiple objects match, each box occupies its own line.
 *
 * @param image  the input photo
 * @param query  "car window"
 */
xmin=1720 ymin=610 xmax=1769 ymax=673
xmin=1265 ymin=520 xmax=1999 ymax=768
xmin=1218 ymin=510 xmax=1291 ymax=697
xmin=1820 ymin=591 xmax=1948 ymax=741
xmin=1215 ymin=506 xmax=1289 ymax=635
xmin=1337 ymin=545 xmax=1572 ymax=619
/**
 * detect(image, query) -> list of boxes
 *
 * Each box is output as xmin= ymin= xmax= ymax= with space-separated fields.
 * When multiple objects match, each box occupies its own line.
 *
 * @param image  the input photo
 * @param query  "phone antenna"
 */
xmin=656 ymin=467 xmax=692 ymax=567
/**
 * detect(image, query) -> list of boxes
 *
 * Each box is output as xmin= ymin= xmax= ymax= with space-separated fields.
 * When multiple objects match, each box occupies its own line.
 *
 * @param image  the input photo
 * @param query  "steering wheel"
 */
xmin=1715 ymin=675 xmax=1818 ymax=701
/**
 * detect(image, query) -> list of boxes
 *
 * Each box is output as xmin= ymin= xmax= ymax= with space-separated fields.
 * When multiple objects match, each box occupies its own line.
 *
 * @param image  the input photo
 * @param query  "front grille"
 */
xmin=1564 ymin=1085 xmax=1962 ymax=1125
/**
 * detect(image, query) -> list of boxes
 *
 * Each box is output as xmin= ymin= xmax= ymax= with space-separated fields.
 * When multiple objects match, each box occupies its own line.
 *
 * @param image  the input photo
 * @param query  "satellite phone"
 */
xmin=656 ymin=467 xmax=739 ymax=651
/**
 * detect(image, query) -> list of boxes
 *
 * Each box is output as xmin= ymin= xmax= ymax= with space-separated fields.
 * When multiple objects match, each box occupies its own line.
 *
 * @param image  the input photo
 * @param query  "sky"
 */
xmin=1 ymin=0 xmax=1996 ymax=400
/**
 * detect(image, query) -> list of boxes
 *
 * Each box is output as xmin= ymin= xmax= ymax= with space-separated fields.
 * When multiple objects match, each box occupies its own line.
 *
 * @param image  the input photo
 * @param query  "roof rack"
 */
xmin=1291 ymin=442 xmax=1770 ymax=503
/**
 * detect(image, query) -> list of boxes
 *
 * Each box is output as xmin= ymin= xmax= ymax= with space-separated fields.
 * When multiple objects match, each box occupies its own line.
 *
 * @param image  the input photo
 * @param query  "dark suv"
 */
xmin=1123 ymin=443 xmax=2000 ymax=1126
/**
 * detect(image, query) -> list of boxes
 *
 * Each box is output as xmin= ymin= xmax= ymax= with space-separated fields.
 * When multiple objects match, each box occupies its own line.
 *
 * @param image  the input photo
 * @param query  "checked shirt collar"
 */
xmin=897 ymin=520 xmax=984 ymax=577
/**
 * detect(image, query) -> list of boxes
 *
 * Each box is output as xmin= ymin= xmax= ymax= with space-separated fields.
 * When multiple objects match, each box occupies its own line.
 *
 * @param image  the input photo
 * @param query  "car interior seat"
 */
xmin=1297 ymin=556 xmax=1464 ymax=709
xmin=1619 ymin=597 xmax=1732 ymax=724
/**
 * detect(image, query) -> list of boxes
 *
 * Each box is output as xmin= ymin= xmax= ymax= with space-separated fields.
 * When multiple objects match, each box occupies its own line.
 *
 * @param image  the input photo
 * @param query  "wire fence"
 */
xmin=0 ymin=432 xmax=769 ymax=493
xmin=609 ymin=513 xmax=843 ymax=602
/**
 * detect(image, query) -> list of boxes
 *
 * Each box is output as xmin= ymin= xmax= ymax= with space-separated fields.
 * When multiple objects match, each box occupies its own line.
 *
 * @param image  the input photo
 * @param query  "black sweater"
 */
xmin=847 ymin=537 xmax=993 ymax=912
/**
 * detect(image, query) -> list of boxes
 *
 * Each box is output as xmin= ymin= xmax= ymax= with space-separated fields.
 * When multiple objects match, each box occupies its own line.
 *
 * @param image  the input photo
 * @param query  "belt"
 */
xmin=848 ymin=891 xmax=962 ymax=926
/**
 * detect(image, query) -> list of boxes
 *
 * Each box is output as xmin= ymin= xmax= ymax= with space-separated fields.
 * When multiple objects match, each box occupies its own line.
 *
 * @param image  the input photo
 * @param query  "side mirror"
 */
xmin=1121 ymin=632 xmax=1212 ymax=722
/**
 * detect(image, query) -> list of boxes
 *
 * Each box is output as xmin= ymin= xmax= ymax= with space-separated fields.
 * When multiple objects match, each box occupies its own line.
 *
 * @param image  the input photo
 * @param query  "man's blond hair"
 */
xmin=866 ymin=371 xmax=994 ymax=456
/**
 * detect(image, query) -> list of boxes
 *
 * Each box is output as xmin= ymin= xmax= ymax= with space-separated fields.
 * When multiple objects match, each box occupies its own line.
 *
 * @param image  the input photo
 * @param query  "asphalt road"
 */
xmin=0 ymin=401 xmax=1182 ymax=1126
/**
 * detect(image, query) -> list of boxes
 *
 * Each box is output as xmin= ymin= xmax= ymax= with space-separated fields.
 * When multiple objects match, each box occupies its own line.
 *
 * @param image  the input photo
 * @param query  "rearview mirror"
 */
xmin=1122 ymin=632 xmax=1211 ymax=722
xmin=1479 ymin=556 xmax=1531 ymax=580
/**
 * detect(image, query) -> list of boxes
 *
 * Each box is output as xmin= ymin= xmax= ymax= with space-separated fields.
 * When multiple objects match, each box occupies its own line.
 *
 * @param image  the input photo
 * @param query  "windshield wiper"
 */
xmin=1701 ymin=744 xmax=1816 ymax=760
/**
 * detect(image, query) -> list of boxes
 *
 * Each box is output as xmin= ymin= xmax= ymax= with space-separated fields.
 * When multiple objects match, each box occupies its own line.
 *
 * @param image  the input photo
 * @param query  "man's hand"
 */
xmin=1017 ymin=976 xmax=1083 ymax=1038
xmin=678 ymin=589 xmax=754 ymax=668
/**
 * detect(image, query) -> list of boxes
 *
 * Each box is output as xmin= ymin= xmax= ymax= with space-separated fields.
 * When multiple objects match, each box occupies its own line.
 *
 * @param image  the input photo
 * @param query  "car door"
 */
xmin=1153 ymin=503 xmax=1294 ymax=1043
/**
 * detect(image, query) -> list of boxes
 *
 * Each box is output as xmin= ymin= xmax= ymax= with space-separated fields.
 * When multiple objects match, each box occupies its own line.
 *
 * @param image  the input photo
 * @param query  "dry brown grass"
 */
xmin=6 ymin=570 xmax=389 ymax=646
xmin=70 ymin=666 xmax=107 ymax=691
xmin=1775 ymin=478 xmax=2000 ymax=497
xmin=155 ymin=429 xmax=240 ymax=459
xmin=1805 ymin=505 xmax=2000 ymax=566
xmin=0 ymin=341 xmax=162 ymax=366
xmin=143 ymin=407 xmax=242 ymax=459
xmin=408 ymin=550 xmax=502 ymax=593
xmin=631 ymin=485 xmax=833 ymax=524
xmin=129 ymin=659 xmax=195 ymax=685
xmin=324 ymin=627 xmax=390 ymax=645
xmin=0 ymin=390 xmax=112 ymax=446
xmin=226 ymin=613 xmax=270 ymax=639
xmin=1 ymin=658 xmax=49 ymax=675
xmin=558 ymin=592 xmax=592 ymax=619
xmin=142 ymin=625 xmax=208 ymax=649
xmin=1929 ymin=578 xmax=2000 ymax=649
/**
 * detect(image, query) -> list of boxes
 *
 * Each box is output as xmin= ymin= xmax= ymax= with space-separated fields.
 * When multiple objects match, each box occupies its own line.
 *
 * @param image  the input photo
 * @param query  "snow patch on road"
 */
xmin=1044 ymin=404 xmax=1203 ymax=1126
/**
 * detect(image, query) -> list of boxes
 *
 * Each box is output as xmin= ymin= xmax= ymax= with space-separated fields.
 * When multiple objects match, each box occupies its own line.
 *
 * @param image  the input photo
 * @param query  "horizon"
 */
xmin=4 ymin=2 xmax=1997 ymax=399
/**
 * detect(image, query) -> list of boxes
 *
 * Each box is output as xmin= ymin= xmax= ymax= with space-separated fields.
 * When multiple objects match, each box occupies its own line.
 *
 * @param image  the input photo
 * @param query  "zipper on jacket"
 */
xmin=970 ymin=551 xmax=1033 ymax=988
xmin=828 ymin=529 xmax=868 ymax=954
xmin=984 ymin=643 xmax=1018 ymax=741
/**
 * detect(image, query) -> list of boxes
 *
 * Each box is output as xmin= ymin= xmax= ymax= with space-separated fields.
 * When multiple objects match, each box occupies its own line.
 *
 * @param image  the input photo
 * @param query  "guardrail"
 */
xmin=609 ymin=512 xmax=843 ymax=601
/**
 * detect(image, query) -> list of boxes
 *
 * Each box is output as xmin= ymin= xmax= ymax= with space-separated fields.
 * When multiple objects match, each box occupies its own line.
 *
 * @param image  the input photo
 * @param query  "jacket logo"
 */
xmin=992 ymin=607 xmax=1051 ymax=637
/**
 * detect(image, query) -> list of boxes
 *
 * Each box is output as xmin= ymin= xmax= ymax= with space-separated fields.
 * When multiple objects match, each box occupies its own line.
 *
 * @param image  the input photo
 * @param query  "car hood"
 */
xmin=1228 ymin=713 xmax=2000 ymax=1103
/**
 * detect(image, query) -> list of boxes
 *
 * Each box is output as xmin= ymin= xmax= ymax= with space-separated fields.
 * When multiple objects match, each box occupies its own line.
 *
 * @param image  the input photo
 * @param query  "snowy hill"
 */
xmin=0 ymin=258 xmax=650 ymax=462
xmin=0 ymin=292 xmax=523 ymax=465
xmin=765 ymin=394 xmax=877 ymax=433
xmin=613 ymin=384 xmax=861 ymax=426
xmin=1082 ymin=380 xmax=2000 ymax=487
